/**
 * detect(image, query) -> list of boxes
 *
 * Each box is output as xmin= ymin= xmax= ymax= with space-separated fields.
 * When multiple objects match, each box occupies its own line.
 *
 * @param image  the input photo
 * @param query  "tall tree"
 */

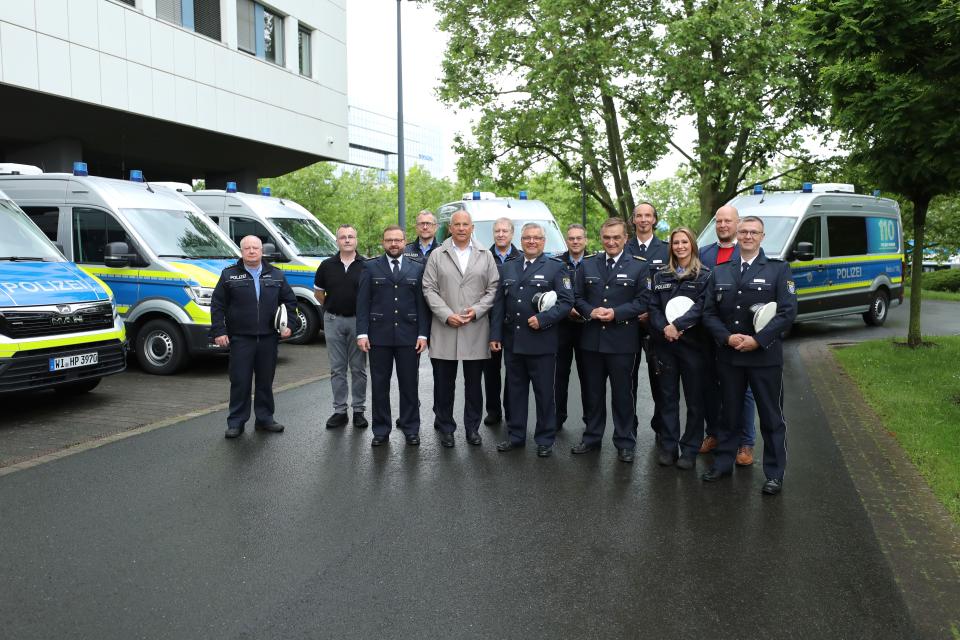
xmin=802 ymin=0 xmax=960 ymax=346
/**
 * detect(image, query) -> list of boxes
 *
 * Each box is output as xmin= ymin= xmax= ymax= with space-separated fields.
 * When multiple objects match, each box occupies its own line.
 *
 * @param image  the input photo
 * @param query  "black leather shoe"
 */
xmin=496 ymin=440 xmax=523 ymax=452
xmin=536 ymin=445 xmax=553 ymax=458
xmin=405 ymin=434 xmax=420 ymax=446
xmin=371 ymin=435 xmax=389 ymax=447
xmin=255 ymin=422 xmax=284 ymax=433
xmin=701 ymin=467 xmax=731 ymax=482
xmin=466 ymin=431 xmax=482 ymax=446
xmin=439 ymin=432 xmax=454 ymax=448
xmin=571 ymin=442 xmax=600 ymax=455
xmin=762 ymin=478 xmax=783 ymax=495
xmin=326 ymin=412 xmax=348 ymax=429
xmin=353 ymin=412 xmax=368 ymax=428
xmin=618 ymin=448 xmax=635 ymax=463
xmin=224 ymin=426 xmax=243 ymax=439
xmin=483 ymin=414 xmax=502 ymax=426
xmin=675 ymin=456 xmax=695 ymax=470
xmin=657 ymin=450 xmax=675 ymax=466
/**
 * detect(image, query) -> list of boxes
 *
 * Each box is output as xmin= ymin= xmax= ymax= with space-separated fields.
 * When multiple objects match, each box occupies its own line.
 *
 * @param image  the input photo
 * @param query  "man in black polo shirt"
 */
xmin=314 ymin=224 xmax=368 ymax=429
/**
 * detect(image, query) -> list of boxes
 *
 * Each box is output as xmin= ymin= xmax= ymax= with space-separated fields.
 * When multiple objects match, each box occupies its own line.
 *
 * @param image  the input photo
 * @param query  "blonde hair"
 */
xmin=667 ymin=227 xmax=704 ymax=279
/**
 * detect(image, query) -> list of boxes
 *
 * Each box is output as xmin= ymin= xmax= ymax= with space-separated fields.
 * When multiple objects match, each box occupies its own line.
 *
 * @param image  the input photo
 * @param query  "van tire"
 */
xmin=286 ymin=301 xmax=319 ymax=345
xmin=136 ymin=318 xmax=188 ymax=374
xmin=54 ymin=378 xmax=101 ymax=395
xmin=863 ymin=289 xmax=889 ymax=326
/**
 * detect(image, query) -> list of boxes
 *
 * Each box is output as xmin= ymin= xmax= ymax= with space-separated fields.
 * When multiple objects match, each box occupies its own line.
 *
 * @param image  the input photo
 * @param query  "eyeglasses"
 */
xmin=737 ymin=230 xmax=763 ymax=237
xmin=521 ymin=236 xmax=545 ymax=242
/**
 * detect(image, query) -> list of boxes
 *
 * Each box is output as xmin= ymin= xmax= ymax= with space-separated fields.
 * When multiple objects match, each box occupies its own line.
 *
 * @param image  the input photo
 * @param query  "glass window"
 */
xmin=793 ymin=216 xmax=821 ymax=258
xmin=72 ymin=208 xmax=136 ymax=265
xmin=0 ymin=200 xmax=63 ymax=261
xmin=120 ymin=208 xmax=237 ymax=259
xmin=237 ymin=0 xmax=255 ymax=53
xmin=263 ymin=8 xmax=284 ymax=66
xmin=298 ymin=27 xmax=312 ymax=77
xmin=237 ymin=0 xmax=284 ymax=65
xmin=229 ymin=217 xmax=275 ymax=248
xmin=158 ymin=0 xmax=221 ymax=41
xmin=21 ymin=206 xmax=60 ymax=243
xmin=271 ymin=217 xmax=337 ymax=257
xmin=827 ymin=216 xmax=868 ymax=257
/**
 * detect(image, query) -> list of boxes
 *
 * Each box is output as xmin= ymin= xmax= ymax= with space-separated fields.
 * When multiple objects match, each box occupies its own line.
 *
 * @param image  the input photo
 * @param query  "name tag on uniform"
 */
xmin=753 ymin=278 xmax=766 ymax=283
xmin=652 ymin=259 xmax=663 ymax=264
xmin=534 ymin=274 xmax=545 ymax=279
xmin=617 ymin=273 xmax=628 ymax=278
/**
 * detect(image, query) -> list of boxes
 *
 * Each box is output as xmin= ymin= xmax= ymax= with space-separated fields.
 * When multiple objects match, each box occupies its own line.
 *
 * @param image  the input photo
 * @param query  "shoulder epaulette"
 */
xmin=550 ymin=255 xmax=565 ymax=262
xmin=407 ymin=255 xmax=424 ymax=264
xmin=767 ymin=257 xmax=784 ymax=262
xmin=633 ymin=255 xmax=648 ymax=261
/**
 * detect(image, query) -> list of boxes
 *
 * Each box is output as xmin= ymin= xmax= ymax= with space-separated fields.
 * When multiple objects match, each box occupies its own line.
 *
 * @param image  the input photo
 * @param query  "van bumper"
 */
xmin=185 ymin=324 xmax=229 ymax=355
xmin=0 ymin=339 xmax=127 ymax=393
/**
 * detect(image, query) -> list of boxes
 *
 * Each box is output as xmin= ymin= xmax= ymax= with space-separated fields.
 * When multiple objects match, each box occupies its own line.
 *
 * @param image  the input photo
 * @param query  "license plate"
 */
xmin=49 ymin=352 xmax=98 ymax=371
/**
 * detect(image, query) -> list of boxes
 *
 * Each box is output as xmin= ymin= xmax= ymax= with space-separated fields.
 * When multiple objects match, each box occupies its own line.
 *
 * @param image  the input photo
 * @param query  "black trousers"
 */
xmin=431 ymin=358 xmax=484 ymax=434
xmin=581 ymin=350 xmax=639 ymax=451
xmin=504 ymin=350 xmax=557 ymax=446
xmin=632 ymin=334 xmax=665 ymax=436
xmin=555 ymin=323 xmax=586 ymax=427
xmin=655 ymin=340 xmax=706 ymax=460
xmin=227 ymin=333 xmax=279 ymax=429
xmin=481 ymin=349 xmax=509 ymax=420
xmin=370 ymin=345 xmax=419 ymax=437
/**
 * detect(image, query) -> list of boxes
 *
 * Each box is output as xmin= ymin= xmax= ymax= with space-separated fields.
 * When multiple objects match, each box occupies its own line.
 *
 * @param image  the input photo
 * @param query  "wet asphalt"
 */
xmin=2 ymin=299 xmax=955 ymax=639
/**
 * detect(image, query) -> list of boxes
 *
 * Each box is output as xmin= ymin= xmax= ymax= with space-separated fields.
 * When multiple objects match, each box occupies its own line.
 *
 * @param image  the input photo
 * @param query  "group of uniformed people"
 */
xmin=210 ymin=202 xmax=797 ymax=497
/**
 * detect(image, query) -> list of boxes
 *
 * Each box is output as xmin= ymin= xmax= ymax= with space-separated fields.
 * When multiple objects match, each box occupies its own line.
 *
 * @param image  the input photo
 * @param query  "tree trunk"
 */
xmin=907 ymin=193 xmax=930 ymax=348
xmin=697 ymin=170 xmax=720 ymax=232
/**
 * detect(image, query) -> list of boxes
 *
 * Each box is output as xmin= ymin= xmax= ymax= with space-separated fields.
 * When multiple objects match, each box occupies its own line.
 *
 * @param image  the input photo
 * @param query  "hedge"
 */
xmin=921 ymin=268 xmax=960 ymax=292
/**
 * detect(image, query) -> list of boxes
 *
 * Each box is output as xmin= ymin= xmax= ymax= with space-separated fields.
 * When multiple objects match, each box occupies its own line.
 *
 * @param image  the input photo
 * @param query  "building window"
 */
xmin=157 ymin=0 xmax=222 ymax=41
xmin=237 ymin=0 xmax=284 ymax=66
xmin=117 ymin=0 xmax=136 ymax=7
xmin=298 ymin=27 xmax=312 ymax=77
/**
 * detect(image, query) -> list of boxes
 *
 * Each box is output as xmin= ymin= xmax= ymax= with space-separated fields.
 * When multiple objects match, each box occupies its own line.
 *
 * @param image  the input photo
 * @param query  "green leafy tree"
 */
xmin=802 ymin=0 xmax=960 ymax=346
xmin=636 ymin=168 xmax=702 ymax=234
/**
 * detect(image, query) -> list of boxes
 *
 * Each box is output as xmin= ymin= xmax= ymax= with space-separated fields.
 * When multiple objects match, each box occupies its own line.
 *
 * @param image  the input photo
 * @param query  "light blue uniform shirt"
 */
xmin=244 ymin=263 xmax=262 ymax=300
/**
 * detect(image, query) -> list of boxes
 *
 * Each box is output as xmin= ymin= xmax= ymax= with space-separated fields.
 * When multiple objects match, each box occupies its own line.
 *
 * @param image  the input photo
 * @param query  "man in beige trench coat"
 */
xmin=422 ymin=209 xmax=500 ymax=448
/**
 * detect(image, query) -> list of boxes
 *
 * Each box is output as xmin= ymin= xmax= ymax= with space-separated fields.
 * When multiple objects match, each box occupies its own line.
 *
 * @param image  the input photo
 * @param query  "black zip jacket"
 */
xmin=210 ymin=259 xmax=299 ymax=338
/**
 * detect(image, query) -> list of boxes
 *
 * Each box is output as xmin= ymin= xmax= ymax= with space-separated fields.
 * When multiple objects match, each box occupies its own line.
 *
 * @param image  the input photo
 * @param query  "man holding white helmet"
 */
xmin=489 ymin=223 xmax=573 ymax=457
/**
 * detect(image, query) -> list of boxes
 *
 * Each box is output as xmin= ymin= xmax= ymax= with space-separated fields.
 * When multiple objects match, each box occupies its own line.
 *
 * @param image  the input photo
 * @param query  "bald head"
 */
xmin=240 ymin=235 xmax=263 ymax=267
xmin=714 ymin=205 xmax=739 ymax=244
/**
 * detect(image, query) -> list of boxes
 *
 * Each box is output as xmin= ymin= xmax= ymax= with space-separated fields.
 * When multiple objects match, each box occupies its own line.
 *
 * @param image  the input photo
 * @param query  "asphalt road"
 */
xmin=4 ymin=300 xmax=955 ymax=639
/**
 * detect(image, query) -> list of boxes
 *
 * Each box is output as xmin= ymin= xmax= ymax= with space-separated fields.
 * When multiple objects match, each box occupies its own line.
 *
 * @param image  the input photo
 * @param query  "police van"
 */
xmin=436 ymin=192 xmax=567 ymax=256
xmin=0 ymin=164 xmax=242 ymax=375
xmin=0 ymin=179 xmax=126 ymax=394
xmin=699 ymin=183 xmax=904 ymax=325
xmin=179 ymin=185 xmax=336 ymax=344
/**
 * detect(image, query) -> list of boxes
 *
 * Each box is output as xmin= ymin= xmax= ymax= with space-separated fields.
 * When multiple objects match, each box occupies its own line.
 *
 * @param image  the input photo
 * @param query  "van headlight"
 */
xmin=186 ymin=286 xmax=215 ymax=307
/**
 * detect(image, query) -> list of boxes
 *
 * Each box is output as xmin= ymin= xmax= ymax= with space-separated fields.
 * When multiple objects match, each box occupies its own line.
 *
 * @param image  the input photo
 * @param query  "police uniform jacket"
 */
xmin=356 ymin=255 xmax=430 ymax=347
xmin=648 ymin=266 xmax=712 ymax=348
xmin=210 ymin=259 xmax=299 ymax=338
xmin=699 ymin=242 xmax=740 ymax=268
xmin=574 ymin=253 xmax=651 ymax=354
xmin=559 ymin=251 xmax=589 ymax=326
xmin=490 ymin=244 xmax=521 ymax=269
xmin=702 ymin=249 xmax=797 ymax=367
xmin=625 ymin=235 xmax=670 ymax=273
xmin=490 ymin=254 xmax=574 ymax=355
xmin=403 ymin=238 xmax=438 ymax=261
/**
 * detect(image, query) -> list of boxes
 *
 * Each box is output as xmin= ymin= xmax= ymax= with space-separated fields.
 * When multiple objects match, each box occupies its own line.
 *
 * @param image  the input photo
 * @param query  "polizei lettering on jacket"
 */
xmin=1 ymin=280 xmax=94 ymax=294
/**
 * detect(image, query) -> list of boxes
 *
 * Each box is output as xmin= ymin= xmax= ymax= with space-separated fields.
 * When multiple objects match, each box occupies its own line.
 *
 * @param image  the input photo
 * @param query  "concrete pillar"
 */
xmin=206 ymin=168 xmax=258 ymax=194
xmin=284 ymin=16 xmax=299 ymax=74
xmin=6 ymin=138 xmax=83 ymax=174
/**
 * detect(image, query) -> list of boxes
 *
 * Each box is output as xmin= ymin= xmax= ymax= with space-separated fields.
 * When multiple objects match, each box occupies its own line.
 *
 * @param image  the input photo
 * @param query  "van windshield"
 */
xmin=270 ymin=217 xmax=338 ymax=257
xmin=121 ymin=208 xmax=238 ymax=258
xmin=0 ymin=199 xmax=63 ymax=261
xmin=697 ymin=216 xmax=797 ymax=258
xmin=472 ymin=219 xmax=566 ymax=256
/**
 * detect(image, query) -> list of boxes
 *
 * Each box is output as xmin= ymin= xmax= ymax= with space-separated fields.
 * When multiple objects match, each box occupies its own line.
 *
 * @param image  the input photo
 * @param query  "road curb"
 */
xmin=799 ymin=341 xmax=960 ymax=639
xmin=0 ymin=373 xmax=331 ymax=478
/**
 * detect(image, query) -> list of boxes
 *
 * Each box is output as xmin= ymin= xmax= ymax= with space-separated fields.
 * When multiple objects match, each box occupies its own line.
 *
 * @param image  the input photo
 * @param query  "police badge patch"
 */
xmin=562 ymin=276 xmax=572 ymax=290
xmin=787 ymin=280 xmax=796 ymax=294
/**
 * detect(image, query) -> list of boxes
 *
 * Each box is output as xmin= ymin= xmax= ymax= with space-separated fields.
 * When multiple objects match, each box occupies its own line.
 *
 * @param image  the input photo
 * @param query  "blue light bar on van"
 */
xmin=753 ymin=183 xmax=763 ymax=195
xmin=129 ymin=169 xmax=144 ymax=183
xmin=73 ymin=162 xmax=88 ymax=177
xmin=261 ymin=186 xmax=271 ymax=196
xmin=802 ymin=182 xmax=812 ymax=193
xmin=873 ymin=189 xmax=881 ymax=197
xmin=226 ymin=181 xmax=237 ymax=193
xmin=472 ymin=191 xmax=480 ymax=200
xmin=519 ymin=190 xmax=528 ymax=200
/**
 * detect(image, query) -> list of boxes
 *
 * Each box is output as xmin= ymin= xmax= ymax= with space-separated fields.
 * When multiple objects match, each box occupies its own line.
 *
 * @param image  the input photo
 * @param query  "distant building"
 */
xmin=0 ymin=0 xmax=347 ymax=192
xmin=346 ymin=104 xmax=443 ymax=181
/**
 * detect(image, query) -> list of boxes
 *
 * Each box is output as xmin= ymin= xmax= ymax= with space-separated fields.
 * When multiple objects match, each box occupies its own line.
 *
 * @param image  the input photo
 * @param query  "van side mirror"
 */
xmin=792 ymin=241 xmax=815 ymax=262
xmin=104 ymin=242 xmax=131 ymax=268
xmin=262 ymin=242 xmax=283 ymax=262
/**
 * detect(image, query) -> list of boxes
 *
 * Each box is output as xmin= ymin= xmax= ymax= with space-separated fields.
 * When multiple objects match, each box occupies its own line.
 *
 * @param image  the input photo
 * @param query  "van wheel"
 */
xmin=54 ymin=378 xmax=101 ymax=395
xmin=136 ymin=318 xmax=188 ymax=374
xmin=863 ymin=289 xmax=889 ymax=326
xmin=286 ymin=301 xmax=319 ymax=345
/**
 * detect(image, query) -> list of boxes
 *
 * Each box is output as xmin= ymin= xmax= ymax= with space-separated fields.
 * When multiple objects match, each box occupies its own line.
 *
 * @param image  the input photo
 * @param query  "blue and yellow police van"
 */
xmin=0 ymin=181 xmax=126 ymax=394
xmin=180 ymin=185 xmax=337 ymax=344
xmin=0 ymin=164 xmax=241 ymax=375
xmin=699 ymin=182 xmax=904 ymax=325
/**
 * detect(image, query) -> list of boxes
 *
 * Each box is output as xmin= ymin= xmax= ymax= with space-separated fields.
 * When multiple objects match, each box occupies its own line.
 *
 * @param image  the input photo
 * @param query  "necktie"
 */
xmin=741 ymin=261 xmax=749 ymax=274
xmin=639 ymin=243 xmax=646 ymax=254
xmin=523 ymin=260 xmax=531 ymax=272
xmin=607 ymin=257 xmax=615 ymax=274
xmin=391 ymin=258 xmax=399 ymax=274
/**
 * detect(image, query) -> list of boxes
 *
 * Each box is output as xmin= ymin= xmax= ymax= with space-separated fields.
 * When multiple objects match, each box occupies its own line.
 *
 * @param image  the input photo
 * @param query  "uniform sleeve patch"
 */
xmin=787 ymin=280 xmax=796 ymax=294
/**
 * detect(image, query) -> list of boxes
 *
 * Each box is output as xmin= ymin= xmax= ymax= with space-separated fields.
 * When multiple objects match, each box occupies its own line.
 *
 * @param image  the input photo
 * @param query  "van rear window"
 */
xmin=827 ymin=217 xmax=867 ymax=256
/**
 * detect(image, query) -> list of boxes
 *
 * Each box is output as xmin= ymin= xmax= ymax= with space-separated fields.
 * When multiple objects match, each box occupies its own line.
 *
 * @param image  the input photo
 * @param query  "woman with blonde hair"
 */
xmin=647 ymin=227 xmax=713 ymax=468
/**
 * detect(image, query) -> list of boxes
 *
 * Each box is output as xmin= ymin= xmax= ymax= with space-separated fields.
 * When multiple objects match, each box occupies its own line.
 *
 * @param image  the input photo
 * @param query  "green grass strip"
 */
xmin=904 ymin=286 xmax=960 ymax=302
xmin=833 ymin=336 xmax=960 ymax=524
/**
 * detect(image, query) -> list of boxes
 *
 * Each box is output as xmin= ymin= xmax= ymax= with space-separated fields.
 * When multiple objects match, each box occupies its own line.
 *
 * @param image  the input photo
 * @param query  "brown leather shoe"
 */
xmin=736 ymin=445 xmax=755 ymax=466
xmin=699 ymin=436 xmax=718 ymax=454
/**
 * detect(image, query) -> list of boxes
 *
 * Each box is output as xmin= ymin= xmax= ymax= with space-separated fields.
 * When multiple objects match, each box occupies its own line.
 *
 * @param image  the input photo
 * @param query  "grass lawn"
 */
xmin=833 ymin=336 xmax=960 ymax=524
xmin=904 ymin=286 xmax=960 ymax=302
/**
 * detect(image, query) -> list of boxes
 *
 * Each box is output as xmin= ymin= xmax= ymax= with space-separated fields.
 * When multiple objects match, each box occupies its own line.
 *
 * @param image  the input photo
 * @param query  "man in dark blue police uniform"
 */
xmin=489 ymin=223 xmax=574 ymax=457
xmin=555 ymin=223 xmax=590 ymax=431
xmin=572 ymin=218 xmax=651 ymax=462
xmin=357 ymin=225 xmax=430 ymax=446
xmin=403 ymin=210 xmax=440 ymax=260
xmin=482 ymin=217 xmax=521 ymax=427
xmin=701 ymin=215 xmax=797 ymax=495
xmin=211 ymin=235 xmax=299 ymax=439
xmin=624 ymin=202 xmax=670 ymax=443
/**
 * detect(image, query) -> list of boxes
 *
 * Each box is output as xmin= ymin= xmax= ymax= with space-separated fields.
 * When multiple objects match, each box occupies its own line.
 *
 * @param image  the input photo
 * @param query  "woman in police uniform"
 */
xmin=648 ymin=227 xmax=712 ymax=469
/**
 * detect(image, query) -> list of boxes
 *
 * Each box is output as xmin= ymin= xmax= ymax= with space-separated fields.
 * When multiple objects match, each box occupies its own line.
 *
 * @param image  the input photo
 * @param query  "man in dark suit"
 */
xmin=624 ymin=202 xmax=670 ymax=443
xmin=403 ymin=210 xmax=439 ymax=260
xmin=555 ymin=223 xmax=590 ymax=431
xmin=699 ymin=204 xmax=757 ymax=466
xmin=572 ymin=218 xmax=651 ymax=462
xmin=482 ymin=217 xmax=521 ymax=427
xmin=489 ymin=223 xmax=574 ymax=457
xmin=357 ymin=225 xmax=430 ymax=446
xmin=701 ymin=215 xmax=797 ymax=495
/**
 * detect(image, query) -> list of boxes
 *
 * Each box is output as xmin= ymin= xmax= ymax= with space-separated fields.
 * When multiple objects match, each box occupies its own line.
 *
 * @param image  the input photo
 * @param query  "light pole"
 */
xmin=396 ymin=0 xmax=406 ymax=230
